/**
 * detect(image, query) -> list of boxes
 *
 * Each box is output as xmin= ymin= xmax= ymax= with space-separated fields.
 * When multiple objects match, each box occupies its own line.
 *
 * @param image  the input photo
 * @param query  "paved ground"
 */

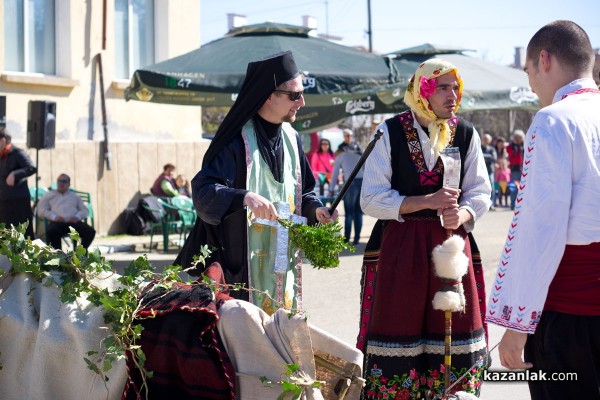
xmin=93 ymin=205 xmax=530 ymax=399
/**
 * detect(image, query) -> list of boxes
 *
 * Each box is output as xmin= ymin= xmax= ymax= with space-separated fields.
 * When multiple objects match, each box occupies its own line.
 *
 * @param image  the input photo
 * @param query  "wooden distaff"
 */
xmin=436 ymin=147 xmax=463 ymax=395
xmin=431 ymin=235 xmax=469 ymax=395
xmin=327 ymin=129 xmax=384 ymax=214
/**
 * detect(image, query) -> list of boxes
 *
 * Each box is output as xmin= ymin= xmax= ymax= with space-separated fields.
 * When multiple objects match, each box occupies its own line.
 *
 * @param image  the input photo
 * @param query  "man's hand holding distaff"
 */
xmin=398 ymin=186 xmax=461 ymax=216
xmin=438 ymin=207 xmax=472 ymax=230
xmin=428 ymin=186 xmax=460 ymax=210
xmin=429 ymin=186 xmax=473 ymax=230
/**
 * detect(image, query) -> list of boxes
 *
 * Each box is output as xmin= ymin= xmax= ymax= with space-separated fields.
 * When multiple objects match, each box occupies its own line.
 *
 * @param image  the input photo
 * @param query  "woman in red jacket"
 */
xmin=310 ymin=138 xmax=335 ymax=187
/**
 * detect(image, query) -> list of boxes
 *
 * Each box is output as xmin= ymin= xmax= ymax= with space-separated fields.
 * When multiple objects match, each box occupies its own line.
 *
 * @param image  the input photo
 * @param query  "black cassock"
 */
xmin=175 ymin=127 xmax=322 ymax=301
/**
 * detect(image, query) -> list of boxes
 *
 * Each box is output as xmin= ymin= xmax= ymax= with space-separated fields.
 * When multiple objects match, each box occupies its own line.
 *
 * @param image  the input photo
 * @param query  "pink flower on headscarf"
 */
xmin=419 ymin=76 xmax=437 ymax=99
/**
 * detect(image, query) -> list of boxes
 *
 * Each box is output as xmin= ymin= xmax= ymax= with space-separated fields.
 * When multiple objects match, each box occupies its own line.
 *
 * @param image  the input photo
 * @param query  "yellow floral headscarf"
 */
xmin=403 ymin=59 xmax=463 ymax=158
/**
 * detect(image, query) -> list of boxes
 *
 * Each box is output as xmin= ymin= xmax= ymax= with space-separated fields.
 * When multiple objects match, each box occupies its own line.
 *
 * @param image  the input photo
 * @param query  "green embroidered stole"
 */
xmin=242 ymin=121 xmax=303 ymax=313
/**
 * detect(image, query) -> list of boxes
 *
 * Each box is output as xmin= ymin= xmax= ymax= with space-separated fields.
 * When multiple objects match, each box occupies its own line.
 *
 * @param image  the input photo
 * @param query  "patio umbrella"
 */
xmin=124 ymin=22 xmax=406 ymax=132
xmin=387 ymin=44 xmax=539 ymax=111
xmin=293 ymin=44 xmax=542 ymax=132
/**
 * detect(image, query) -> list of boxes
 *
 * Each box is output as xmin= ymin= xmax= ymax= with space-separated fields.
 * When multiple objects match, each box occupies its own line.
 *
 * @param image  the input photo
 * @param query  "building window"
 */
xmin=3 ymin=0 xmax=56 ymax=75
xmin=115 ymin=0 xmax=155 ymax=80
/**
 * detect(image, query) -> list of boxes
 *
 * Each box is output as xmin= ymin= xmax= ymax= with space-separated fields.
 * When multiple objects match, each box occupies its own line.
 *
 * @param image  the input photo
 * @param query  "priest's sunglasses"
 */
xmin=273 ymin=89 xmax=304 ymax=101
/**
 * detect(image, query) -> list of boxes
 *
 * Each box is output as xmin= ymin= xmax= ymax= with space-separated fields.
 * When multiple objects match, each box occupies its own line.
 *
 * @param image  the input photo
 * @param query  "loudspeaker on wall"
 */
xmin=27 ymin=100 xmax=56 ymax=149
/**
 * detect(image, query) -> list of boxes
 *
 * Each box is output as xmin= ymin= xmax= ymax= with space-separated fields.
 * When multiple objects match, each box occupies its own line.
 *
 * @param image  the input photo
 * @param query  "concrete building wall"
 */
xmin=1 ymin=0 xmax=208 ymax=235
xmin=24 ymin=140 xmax=208 ymax=235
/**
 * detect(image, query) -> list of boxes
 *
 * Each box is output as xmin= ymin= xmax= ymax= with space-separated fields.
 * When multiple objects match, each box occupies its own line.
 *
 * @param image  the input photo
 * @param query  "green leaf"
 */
xmin=46 ymin=258 xmax=61 ymax=266
xmin=84 ymin=357 xmax=102 ymax=375
xmin=284 ymin=363 xmax=299 ymax=376
xmin=281 ymin=380 xmax=302 ymax=396
xmin=259 ymin=376 xmax=272 ymax=385
xmin=68 ymin=227 xmax=81 ymax=242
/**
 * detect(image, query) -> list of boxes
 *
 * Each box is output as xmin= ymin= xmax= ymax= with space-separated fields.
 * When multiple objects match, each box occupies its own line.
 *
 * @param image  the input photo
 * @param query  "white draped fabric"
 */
xmin=0 ymin=254 xmax=127 ymax=400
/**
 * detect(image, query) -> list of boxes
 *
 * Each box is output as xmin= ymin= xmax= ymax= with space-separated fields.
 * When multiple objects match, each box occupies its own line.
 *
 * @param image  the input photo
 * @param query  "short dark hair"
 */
xmin=163 ymin=163 xmax=175 ymax=172
xmin=527 ymin=20 xmax=594 ymax=74
xmin=58 ymin=173 xmax=71 ymax=182
xmin=0 ymin=127 xmax=11 ymax=143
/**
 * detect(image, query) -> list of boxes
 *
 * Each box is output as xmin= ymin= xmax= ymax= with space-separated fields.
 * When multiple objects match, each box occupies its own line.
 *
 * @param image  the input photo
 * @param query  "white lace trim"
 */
xmin=366 ymin=338 xmax=487 ymax=357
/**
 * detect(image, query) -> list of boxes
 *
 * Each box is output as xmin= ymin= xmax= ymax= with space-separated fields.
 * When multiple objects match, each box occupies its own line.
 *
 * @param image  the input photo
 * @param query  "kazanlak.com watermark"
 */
xmin=483 ymin=369 xmax=578 ymax=382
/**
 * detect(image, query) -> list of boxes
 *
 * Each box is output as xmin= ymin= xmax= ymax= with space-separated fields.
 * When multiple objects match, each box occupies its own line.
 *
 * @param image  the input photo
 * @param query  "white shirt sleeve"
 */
xmin=360 ymin=122 xmax=405 ymax=221
xmin=458 ymin=127 xmax=493 ymax=232
xmin=75 ymin=194 xmax=89 ymax=220
xmin=37 ymin=192 xmax=53 ymax=220
xmin=486 ymin=116 xmax=572 ymax=333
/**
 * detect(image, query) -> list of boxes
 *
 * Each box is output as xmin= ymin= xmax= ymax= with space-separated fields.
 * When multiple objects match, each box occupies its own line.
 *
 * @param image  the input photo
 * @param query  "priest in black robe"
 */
xmin=175 ymin=51 xmax=337 ymax=307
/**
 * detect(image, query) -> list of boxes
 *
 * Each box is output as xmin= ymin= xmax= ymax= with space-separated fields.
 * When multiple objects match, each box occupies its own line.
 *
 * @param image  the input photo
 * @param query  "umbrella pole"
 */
xmin=328 ymin=129 xmax=383 ymax=214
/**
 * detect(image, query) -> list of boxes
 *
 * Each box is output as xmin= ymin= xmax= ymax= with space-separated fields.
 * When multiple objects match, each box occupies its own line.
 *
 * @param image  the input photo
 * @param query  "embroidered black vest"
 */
xmin=385 ymin=111 xmax=474 ymax=217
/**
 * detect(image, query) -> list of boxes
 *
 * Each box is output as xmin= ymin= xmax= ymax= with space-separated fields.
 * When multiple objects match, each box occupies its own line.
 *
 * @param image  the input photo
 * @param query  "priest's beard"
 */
xmin=282 ymin=110 xmax=298 ymax=123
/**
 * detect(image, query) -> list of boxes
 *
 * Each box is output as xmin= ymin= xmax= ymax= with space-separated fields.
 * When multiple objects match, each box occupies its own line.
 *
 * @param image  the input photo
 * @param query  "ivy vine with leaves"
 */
xmin=0 ymin=216 xmax=351 ymax=398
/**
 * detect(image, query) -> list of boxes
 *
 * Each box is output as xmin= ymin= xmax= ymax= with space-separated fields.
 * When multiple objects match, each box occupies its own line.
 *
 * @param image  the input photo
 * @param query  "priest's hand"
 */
xmin=316 ymin=207 xmax=338 ymax=224
xmin=243 ymin=192 xmax=278 ymax=221
xmin=499 ymin=329 xmax=533 ymax=370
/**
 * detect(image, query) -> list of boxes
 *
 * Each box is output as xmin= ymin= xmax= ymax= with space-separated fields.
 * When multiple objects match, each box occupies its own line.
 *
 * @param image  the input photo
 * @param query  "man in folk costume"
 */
xmin=358 ymin=59 xmax=491 ymax=398
xmin=175 ymin=51 xmax=337 ymax=313
xmin=488 ymin=20 xmax=600 ymax=400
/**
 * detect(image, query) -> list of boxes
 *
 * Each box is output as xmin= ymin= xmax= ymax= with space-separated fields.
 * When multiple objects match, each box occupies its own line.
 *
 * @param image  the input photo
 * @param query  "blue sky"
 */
xmin=200 ymin=0 xmax=600 ymax=66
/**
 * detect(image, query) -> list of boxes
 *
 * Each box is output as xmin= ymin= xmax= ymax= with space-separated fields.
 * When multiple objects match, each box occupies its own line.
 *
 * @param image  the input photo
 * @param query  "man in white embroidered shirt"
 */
xmin=487 ymin=20 xmax=600 ymax=400
xmin=38 ymin=174 xmax=96 ymax=250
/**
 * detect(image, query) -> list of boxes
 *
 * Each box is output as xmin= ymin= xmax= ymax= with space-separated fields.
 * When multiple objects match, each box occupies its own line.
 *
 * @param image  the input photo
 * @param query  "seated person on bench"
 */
xmin=38 ymin=174 xmax=96 ymax=250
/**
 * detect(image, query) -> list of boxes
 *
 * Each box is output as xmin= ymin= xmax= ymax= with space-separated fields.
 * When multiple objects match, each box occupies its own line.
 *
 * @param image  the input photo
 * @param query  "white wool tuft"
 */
xmin=432 ymin=235 xmax=469 ymax=279
xmin=432 ymin=291 xmax=462 ymax=312
xmin=440 ymin=235 xmax=465 ymax=252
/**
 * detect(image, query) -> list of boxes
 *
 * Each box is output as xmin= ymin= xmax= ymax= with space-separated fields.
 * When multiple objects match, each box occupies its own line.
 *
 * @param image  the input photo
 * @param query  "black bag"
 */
xmin=136 ymin=195 xmax=163 ymax=223
xmin=121 ymin=208 xmax=147 ymax=235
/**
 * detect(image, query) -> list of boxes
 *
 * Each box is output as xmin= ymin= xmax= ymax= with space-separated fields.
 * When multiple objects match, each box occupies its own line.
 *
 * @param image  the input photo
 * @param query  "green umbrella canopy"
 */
xmin=388 ymin=44 xmax=539 ymax=111
xmin=125 ymin=22 xmax=402 ymax=108
xmin=293 ymin=44 xmax=541 ymax=132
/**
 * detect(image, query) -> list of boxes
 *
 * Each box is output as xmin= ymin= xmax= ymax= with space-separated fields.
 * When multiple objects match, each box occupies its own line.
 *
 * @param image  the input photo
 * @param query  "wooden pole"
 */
xmin=444 ymin=228 xmax=453 ymax=394
xmin=444 ymin=310 xmax=452 ymax=392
